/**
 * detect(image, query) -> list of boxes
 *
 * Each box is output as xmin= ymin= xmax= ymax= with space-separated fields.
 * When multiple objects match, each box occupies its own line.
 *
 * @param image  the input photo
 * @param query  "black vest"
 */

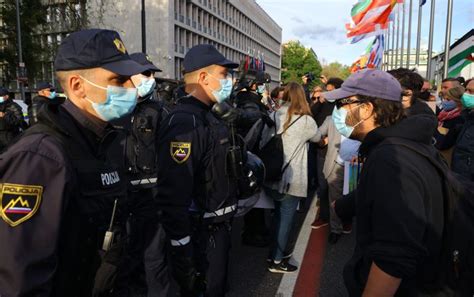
xmin=27 ymin=105 xmax=128 ymax=296
xmin=170 ymin=102 xmax=238 ymax=222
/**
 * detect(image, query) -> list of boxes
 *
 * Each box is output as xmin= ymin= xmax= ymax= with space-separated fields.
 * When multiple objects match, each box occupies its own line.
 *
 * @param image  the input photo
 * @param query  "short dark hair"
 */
xmin=388 ymin=68 xmax=423 ymax=104
xmin=326 ymin=77 xmax=344 ymax=89
xmin=357 ymin=95 xmax=405 ymax=127
xmin=442 ymin=77 xmax=460 ymax=84
xmin=456 ymin=77 xmax=465 ymax=85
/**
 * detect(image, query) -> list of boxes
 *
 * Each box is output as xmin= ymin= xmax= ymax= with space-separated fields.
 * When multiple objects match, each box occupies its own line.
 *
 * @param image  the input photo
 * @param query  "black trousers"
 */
xmin=192 ymin=219 xmax=232 ymax=297
xmin=127 ymin=188 xmax=171 ymax=297
xmin=316 ymin=149 xmax=329 ymax=221
xmin=242 ymin=208 xmax=268 ymax=237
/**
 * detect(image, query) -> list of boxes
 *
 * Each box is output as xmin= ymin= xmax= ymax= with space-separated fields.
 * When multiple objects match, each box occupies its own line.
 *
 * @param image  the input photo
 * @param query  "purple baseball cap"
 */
xmin=323 ymin=69 xmax=402 ymax=102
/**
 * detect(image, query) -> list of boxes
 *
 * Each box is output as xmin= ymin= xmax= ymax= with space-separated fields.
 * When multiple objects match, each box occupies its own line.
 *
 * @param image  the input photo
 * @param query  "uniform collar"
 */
xmin=63 ymin=100 xmax=111 ymax=139
xmin=178 ymin=94 xmax=213 ymax=111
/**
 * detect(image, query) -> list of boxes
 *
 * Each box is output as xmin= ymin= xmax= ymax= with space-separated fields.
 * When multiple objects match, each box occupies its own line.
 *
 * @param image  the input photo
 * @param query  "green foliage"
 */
xmin=0 ymin=0 xmax=47 ymax=83
xmin=321 ymin=62 xmax=351 ymax=80
xmin=281 ymin=40 xmax=322 ymax=85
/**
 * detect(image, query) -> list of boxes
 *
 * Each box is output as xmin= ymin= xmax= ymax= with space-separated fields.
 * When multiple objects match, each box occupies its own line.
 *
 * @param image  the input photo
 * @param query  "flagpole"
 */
xmin=395 ymin=4 xmax=400 ymax=69
xmin=443 ymin=0 xmax=454 ymax=78
xmin=426 ymin=0 xmax=436 ymax=80
xmin=406 ymin=0 xmax=413 ymax=68
xmin=415 ymin=0 xmax=423 ymax=68
xmin=386 ymin=24 xmax=391 ymax=70
xmin=400 ymin=1 xmax=406 ymax=68
xmin=391 ymin=20 xmax=396 ymax=70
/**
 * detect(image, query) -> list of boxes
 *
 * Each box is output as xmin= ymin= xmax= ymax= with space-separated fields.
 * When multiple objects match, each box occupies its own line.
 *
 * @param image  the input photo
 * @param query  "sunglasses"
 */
xmin=336 ymin=98 xmax=361 ymax=109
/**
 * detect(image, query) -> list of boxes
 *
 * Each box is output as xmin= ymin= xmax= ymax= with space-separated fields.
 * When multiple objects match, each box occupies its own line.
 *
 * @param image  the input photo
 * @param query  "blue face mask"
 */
xmin=461 ymin=93 xmax=474 ymax=109
xmin=332 ymin=105 xmax=364 ymax=139
xmin=136 ymin=77 xmax=156 ymax=97
xmin=442 ymin=100 xmax=457 ymax=111
xmin=0 ymin=96 xmax=5 ymax=103
xmin=257 ymin=85 xmax=266 ymax=94
xmin=207 ymin=73 xmax=233 ymax=103
xmin=48 ymin=91 xmax=57 ymax=99
xmin=81 ymin=76 xmax=138 ymax=121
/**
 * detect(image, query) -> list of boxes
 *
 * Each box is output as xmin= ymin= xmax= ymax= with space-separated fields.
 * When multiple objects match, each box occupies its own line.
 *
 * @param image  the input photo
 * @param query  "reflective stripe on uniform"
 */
xmin=130 ymin=177 xmax=158 ymax=186
xmin=203 ymin=204 xmax=237 ymax=219
xmin=170 ymin=236 xmax=191 ymax=246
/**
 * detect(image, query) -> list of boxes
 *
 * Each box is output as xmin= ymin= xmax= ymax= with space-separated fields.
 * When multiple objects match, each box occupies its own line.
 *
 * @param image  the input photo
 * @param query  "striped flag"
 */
xmin=347 ymin=0 xmax=401 ymax=42
xmin=367 ymin=35 xmax=385 ymax=68
xmin=351 ymin=0 xmax=402 ymax=24
xmin=448 ymin=45 xmax=474 ymax=78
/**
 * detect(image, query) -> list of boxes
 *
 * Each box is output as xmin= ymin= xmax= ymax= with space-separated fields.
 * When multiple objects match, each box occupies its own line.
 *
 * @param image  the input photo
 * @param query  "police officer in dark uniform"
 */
xmin=156 ymin=44 xmax=239 ymax=297
xmin=28 ymin=81 xmax=65 ymax=126
xmin=0 ymin=29 xmax=148 ymax=297
xmin=0 ymin=86 xmax=25 ymax=151
xmin=110 ymin=52 xmax=171 ymax=296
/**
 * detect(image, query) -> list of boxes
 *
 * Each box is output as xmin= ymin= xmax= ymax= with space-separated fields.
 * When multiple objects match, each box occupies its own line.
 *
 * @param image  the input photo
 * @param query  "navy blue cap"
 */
xmin=0 ymin=87 xmax=8 ymax=96
xmin=323 ymin=69 xmax=402 ymax=102
xmin=37 ymin=81 xmax=54 ymax=91
xmin=54 ymin=29 xmax=148 ymax=76
xmin=130 ymin=53 xmax=162 ymax=72
xmin=183 ymin=44 xmax=239 ymax=73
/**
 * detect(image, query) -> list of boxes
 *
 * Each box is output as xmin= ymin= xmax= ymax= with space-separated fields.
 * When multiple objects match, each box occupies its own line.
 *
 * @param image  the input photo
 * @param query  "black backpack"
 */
xmin=386 ymin=137 xmax=474 ymax=296
xmin=258 ymin=114 xmax=302 ymax=182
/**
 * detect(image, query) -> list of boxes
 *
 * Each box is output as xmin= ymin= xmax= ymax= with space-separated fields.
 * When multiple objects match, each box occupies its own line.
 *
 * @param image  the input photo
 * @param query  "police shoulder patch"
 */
xmin=0 ymin=183 xmax=43 ymax=227
xmin=170 ymin=142 xmax=191 ymax=164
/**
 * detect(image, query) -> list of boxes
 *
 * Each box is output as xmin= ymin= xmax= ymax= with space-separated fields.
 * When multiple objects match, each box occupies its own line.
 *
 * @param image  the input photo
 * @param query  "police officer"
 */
xmin=0 ymin=29 xmax=148 ymax=296
xmin=28 ymin=81 xmax=65 ymax=125
xmin=110 ymin=52 xmax=171 ymax=296
xmin=156 ymin=44 xmax=239 ymax=297
xmin=0 ymin=86 xmax=25 ymax=151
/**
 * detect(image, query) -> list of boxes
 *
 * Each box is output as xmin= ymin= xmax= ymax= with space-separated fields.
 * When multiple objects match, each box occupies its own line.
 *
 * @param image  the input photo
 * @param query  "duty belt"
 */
xmin=203 ymin=204 xmax=237 ymax=219
xmin=130 ymin=177 xmax=157 ymax=186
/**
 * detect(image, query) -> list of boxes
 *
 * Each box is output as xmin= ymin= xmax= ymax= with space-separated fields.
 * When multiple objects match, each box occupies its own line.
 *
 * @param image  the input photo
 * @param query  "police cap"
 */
xmin=130 ymin=52 xmax=162 ymax=73
xmin=0 ymin=87 xmax=8 ymax=96
xmin=37 ymin=81 xmax=54 ymax=92
xmin=183 ymin=44 xmax=238 ymax=73
xmin=54 ymin=29 xmax=148 ymax=76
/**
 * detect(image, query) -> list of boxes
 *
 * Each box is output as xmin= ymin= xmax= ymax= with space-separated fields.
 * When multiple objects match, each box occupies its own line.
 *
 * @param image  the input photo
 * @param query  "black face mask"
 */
xmin=419 ymin=90 xmax=430 ymax=101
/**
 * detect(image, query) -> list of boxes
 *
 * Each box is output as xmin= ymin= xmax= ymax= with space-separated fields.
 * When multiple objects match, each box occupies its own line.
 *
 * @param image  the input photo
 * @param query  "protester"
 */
xmin=327 ymin=69 xmax=445 ymax=296
xmin=261 ymin=82 xmax=320 ymax=273
xmin=314 ymin=114 xmax=360 ymax=243
xmin=309 ymin=80 xmax=341 ymax=230
xmin=451 ymin=78 xmax=474 ymax=181
xmin=435 ymin=86 xmax=465 ymax=165
xmin=388 ymin=68 xmax=434 ymax=116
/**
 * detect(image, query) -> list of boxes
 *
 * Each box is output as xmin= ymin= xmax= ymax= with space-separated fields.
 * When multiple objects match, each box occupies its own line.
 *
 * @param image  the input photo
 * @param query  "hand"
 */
xmin=320 ymin=75 xmax=328 ymax=84
xmin=318 ymin=137 xmax=328 ymax=147
xmin=331 ymin=201 xmax=336 ymax=210
xmin=0 ymin=112 xmax=4 ymax=117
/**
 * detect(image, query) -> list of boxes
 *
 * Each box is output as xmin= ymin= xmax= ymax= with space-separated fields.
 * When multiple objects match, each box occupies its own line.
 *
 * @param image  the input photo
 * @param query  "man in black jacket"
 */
xmin=325 ymin=69 xmax=445 ymax=296
xmin=0 ymin=86 xmax=25 ymax=150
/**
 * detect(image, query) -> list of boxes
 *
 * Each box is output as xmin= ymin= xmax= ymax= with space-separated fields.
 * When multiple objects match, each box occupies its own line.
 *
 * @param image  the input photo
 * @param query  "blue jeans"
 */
xmin=266 ymin=188 xmax=301 ymax=262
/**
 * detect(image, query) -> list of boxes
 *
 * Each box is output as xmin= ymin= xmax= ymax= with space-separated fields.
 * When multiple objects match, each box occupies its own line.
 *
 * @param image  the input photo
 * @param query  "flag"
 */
xmin=367 ymin=35 xmax=385 ymax=68
xmin=351 ymin=0 xmax=403 ymax=25
xmin=448 ymin=46 xmax=474 ymax=78
xmin=347 ymin=0 xmax=400 ymax=42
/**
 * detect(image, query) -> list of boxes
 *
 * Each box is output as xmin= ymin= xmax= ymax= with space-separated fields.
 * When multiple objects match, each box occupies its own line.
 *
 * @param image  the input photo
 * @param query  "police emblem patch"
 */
xmin=0 ymin=183 xmax=43 ymax=227
xmin=170 ymin=142 xmax=191 ymax=164
xmin=113 ymin=38 xmax=127 ymax=54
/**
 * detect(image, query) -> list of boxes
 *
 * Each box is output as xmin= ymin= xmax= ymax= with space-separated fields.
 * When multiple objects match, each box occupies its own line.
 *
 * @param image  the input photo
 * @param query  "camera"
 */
xmin=303 ymin=72 xmax=315 ymax=82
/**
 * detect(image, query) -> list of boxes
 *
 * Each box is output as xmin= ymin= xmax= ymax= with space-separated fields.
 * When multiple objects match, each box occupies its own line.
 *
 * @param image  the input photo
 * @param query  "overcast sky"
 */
xmin=257 ymin=0 xmax=473 ymax=66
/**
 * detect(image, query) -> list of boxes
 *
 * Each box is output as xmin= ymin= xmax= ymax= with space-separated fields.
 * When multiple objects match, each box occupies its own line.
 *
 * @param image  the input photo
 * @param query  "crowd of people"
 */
xmin=0 ymin=27 xmax=473 ymax=297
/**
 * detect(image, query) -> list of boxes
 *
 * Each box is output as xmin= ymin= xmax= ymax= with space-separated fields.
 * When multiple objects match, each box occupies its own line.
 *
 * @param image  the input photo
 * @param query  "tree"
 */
xmin=321 ymin=62 xmax=351 ymax=80
xmin=0 ymin=0 xmax=48 ymax=84
xmin=281 ymin=40 xmax=322 ymax=85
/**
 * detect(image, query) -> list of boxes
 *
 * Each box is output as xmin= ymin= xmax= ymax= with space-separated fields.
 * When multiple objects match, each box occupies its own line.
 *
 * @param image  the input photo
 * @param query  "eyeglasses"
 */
xmin=336 ymin=98 xmax=361 ymax=109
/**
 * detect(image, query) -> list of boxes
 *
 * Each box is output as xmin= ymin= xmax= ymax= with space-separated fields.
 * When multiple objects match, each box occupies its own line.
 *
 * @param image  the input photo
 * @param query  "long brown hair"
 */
xmin=282 ymin=82 xmax=312 ymax=131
